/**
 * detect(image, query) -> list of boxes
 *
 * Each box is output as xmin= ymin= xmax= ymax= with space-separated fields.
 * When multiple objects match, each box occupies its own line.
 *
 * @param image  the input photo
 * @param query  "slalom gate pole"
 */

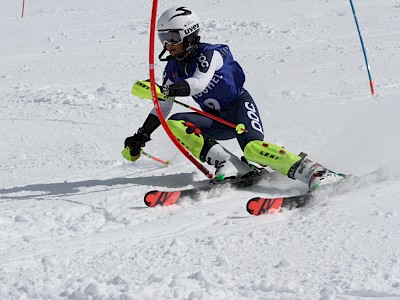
xmin=349 ymin=0 xmax=375 ymax=96
xmin=148 ymin=0 xmax=213 ymax=178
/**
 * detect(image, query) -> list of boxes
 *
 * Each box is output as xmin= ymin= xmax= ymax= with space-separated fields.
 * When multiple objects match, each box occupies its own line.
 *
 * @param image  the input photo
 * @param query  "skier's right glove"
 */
xmin=122 ymin=128 xmax=151 ymax=162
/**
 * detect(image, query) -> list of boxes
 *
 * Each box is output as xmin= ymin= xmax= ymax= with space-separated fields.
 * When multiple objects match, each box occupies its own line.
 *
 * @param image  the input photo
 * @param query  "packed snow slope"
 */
xmin=1 ymin=0 xmax=400 ymax=299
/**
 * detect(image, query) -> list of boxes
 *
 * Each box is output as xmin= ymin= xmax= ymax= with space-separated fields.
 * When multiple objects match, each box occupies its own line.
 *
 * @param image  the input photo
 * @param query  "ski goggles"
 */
xmin=158 ymin=30 xmax=183 ymax=46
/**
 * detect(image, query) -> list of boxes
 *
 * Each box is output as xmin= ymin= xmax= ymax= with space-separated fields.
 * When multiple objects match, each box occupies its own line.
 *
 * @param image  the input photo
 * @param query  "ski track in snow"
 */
xmin=1 ymin=0 xmax=400 ymax=299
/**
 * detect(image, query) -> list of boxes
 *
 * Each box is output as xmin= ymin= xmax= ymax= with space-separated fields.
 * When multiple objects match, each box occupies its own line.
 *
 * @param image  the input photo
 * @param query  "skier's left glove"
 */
xmin=122 ymin=128 xmax=151 ymax=162
xmin=121 ymin=114 xmax=160 ymax=162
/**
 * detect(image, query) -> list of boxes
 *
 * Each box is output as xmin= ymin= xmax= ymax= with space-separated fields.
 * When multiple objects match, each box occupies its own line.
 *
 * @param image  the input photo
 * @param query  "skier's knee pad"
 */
xmin=167 ymin=120 xmax=205 ymax=160
xmin=243 ymin=140 xmax=302 ymax=175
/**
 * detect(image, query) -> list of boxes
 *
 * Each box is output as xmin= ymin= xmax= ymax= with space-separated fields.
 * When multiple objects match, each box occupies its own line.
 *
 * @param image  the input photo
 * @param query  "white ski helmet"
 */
xmin=157 ymin=7 xmax=200 ymax=52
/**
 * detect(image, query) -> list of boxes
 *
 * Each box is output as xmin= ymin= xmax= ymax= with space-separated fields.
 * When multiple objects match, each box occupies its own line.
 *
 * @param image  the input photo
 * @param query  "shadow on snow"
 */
xmin=0 ymin=173 xmax=196 ymax=201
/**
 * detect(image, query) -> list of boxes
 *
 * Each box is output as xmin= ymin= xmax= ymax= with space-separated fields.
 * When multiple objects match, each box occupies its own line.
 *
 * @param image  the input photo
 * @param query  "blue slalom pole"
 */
xmin=349 ymin=0 xmax=374 ymax=95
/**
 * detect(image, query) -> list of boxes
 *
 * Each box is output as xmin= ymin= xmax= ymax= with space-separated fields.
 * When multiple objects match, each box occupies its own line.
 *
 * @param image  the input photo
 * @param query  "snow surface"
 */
xmin=1 ymin=0 xmax=400 ymax=299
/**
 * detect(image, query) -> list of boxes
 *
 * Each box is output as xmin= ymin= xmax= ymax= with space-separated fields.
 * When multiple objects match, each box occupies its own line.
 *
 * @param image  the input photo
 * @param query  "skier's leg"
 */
xmin=221 ymin=91 xmax=302 ymax=177
xmin=243 ymin=140 xmax=301 ymax=174
xmin=230 ymin=90 xmax=344 ymax=188
xmin=220 ymin=89 xmax=265 ymax=150
xmin=167 ymin=113 xmax=252 ymax=180
xmin=244 ymin=141 xmax=344 ymax=188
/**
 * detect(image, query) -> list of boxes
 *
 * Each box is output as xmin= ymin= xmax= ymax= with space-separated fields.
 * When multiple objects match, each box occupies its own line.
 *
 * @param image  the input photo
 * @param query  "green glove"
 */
xmin=132 ymin=80 xmax=166 ymax=100
xmin=122 ymin=128 xmax=151 ymax=162
xmin=121 ymin=147 xmax=141 ymax=162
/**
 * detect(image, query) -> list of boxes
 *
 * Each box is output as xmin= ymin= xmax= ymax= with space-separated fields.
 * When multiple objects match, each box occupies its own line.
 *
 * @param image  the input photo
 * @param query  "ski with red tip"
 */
xmin=144 ymin=190 xmax=183 ymax=207
xmin=246 ymin=191 xmax=313 ymax=215
xmin=246 ymin=173 xmax=367 ymax=216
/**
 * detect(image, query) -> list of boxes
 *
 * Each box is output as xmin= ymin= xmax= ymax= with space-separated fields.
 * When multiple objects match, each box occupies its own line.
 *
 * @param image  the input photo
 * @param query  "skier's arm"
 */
xmin=149 ymin=77 xmax=174 ymax=124
xmin=164 ymin=50 xmax=223 ymax=97
xmin=137 ymin=50 xmax=224 ymax=134
xmin=185 ymin=50 xmax=223 ymax=95
xmin=123 ymin=76 xmax=173 ymax=162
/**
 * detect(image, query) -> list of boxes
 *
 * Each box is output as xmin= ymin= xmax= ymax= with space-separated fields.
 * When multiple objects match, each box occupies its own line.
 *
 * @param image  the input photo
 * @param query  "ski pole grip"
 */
xmin=132 ymin=80 xmax=166 ymax=100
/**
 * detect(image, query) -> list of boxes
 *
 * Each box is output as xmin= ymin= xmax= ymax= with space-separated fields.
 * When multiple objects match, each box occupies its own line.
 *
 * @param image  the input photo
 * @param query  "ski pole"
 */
xmin=349 ymin=0 xmax=374 ymax=96
xmin=141 ymin=150 xmax=170 ymax=166
xmin=22 ymin=0 xmax=25 ymax=18
xmin=132 ymin=80 xmax=246 ymax=134
xmin=165 ymin=97 xmax=246 ymax=134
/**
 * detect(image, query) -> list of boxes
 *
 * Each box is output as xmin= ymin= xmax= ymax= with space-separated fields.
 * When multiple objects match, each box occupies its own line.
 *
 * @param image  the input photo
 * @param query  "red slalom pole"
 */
xmin=148 ymin=0 xmax=213 ymax=179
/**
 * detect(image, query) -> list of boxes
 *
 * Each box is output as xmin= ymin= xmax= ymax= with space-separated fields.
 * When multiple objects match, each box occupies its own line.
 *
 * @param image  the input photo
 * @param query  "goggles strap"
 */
xmin=158 ymin=47 xmax=174 ymax=62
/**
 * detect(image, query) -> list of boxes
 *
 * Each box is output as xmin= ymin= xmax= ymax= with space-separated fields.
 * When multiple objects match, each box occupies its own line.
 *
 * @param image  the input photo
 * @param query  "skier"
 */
xmin=123 ymin=7 xmax=344 ymax=189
